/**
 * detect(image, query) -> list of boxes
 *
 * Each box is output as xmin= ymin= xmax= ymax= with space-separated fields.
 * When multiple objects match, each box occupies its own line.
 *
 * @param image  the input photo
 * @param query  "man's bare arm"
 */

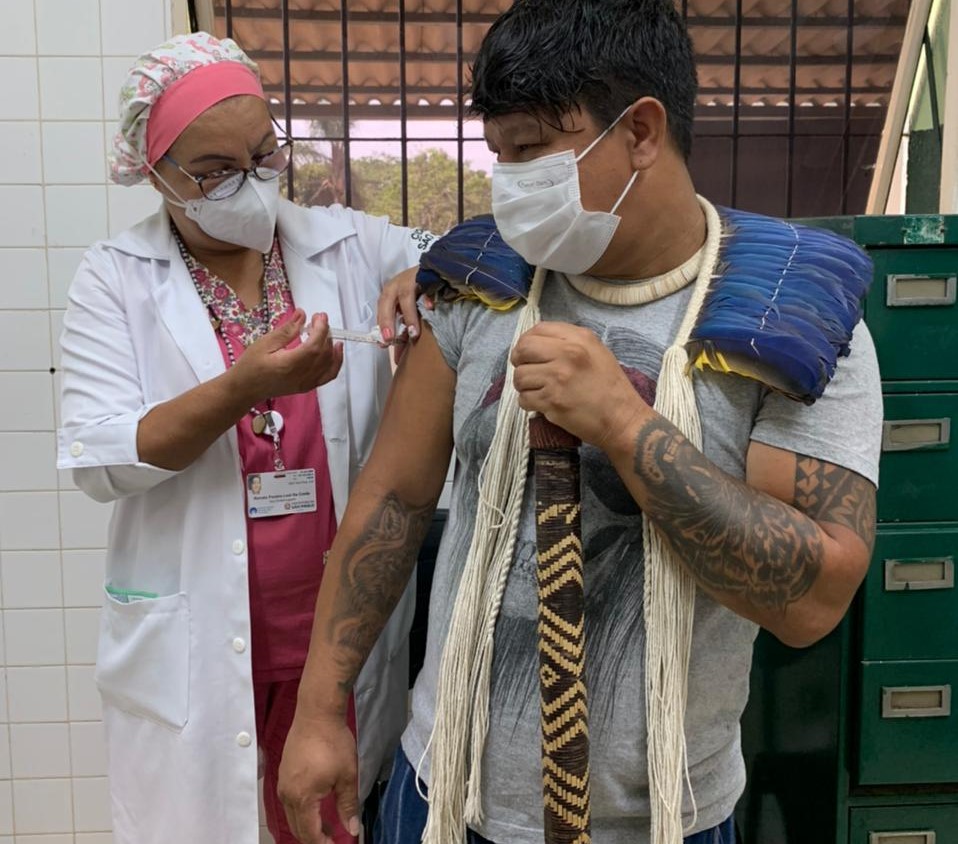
xmin=328 ymin=492 xmax=436 ymax=695
xmin=627 ymin=416 xmax=875 ymax=646
xmin=297 ymin=325 xmax=456 ymax=717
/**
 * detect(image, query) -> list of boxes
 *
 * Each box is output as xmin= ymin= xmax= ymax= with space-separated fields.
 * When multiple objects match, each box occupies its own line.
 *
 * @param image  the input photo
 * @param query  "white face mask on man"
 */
xmin=150 ymin=166 xmax=280 ymax=254
xmin=491 ymin=106 xmax=638 ymax=275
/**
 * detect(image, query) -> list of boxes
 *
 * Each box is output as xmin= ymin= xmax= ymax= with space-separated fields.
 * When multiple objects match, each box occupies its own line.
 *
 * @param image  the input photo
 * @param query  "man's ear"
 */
xmin=623 ymin=97 xmax=669 ymax=172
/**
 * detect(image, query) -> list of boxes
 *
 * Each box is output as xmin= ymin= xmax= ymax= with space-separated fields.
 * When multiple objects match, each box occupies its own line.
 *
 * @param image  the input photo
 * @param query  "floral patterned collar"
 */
xmin=175 ymin=231 xmax=294 ymax=348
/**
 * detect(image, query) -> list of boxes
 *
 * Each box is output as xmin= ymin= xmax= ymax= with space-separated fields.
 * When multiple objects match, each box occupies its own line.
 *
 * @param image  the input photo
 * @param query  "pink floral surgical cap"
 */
xmin=109 ymin=31 xmax=260 ymax=186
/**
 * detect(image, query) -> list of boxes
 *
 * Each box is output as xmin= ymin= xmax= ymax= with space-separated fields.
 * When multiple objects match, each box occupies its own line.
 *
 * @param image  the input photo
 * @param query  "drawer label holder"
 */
xmin=882 ymin=418 xmax=951 ymax=452
xmin=884 ymin=557 xmax=955 ymax=592
xmin=886 ymin=273 xmax=957 ymax=307
xmin=881 ymin=685 xmax=952 ymax=719
xmin=869 ymin=833 xmax=936 ymax=844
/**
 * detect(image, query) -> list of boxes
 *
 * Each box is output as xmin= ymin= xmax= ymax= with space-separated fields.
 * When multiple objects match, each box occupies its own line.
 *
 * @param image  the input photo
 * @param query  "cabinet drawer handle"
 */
xmin=886 ymin=273 xmax=956 ymax=306
xmin=884 ymin=557 xmax=955 ymax=591
xmin=869 ymin=833 xmax=936 ymax=844
xmin=881 ymin=685 xmax=951 ymax=718
xmin=882 ymin=418 xmax=951 ymax=452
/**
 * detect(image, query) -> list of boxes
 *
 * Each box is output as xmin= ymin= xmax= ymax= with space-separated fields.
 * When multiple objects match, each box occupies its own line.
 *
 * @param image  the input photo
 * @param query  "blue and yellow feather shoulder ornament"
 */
xmin=417 ymin=210 xmax=872 ymax=404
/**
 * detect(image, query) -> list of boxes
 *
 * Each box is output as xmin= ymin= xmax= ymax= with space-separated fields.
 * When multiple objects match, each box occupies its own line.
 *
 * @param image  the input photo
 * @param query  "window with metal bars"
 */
xmin=192 ymin=0 xmax=909 ymax=226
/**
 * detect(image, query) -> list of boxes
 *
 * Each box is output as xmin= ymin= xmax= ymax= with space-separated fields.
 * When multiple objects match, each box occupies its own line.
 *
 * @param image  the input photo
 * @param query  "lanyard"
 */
xmin=174 ymin=231 xmax=288 ymax=472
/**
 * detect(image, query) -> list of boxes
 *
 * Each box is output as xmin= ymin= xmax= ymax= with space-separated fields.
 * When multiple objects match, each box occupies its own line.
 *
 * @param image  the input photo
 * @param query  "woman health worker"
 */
xmin=56 ymin=33 xmax=429 ymax=844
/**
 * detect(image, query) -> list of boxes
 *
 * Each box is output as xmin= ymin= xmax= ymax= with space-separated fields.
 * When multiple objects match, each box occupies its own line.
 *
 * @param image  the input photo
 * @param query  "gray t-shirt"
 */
xmin=404 ymin=272 xmax=882 ymax=843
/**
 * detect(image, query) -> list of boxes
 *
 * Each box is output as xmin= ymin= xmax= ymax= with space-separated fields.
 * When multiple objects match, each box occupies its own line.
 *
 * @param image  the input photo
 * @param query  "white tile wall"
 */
xmin=0 ymin=250 xmax=48 ymax=311
xmin=0 ymin=493 xmax=60 ymax=551
xmin=0 ymin=124 xmax=42 ymax=185
xmin=36 ymin=0 xmax=102 ymax=56
xmin=61 ymin=550 xmax=105 ymax=607
xmin=38 ymin=58 xmax=104 ymax=121
xmin=18 ymin=836 xmax=75 ymax=844
xmin=106 ymin=185 xmax=160 ymax=236
xmin=0 ymin=0 xmax=37 ymax=56
xmin=0 ymin=672 xmax=8 ymax=722
xmin=100 ymin=0 xmax=168 ymax=56
xmin=11 ymin=779 xmax=73 ymax=834
xmin=4 ymin=610 xmax=65 ymax=666
xmin=43 ymin=122 xmax=107 ymax=185
xmin=45 ymin=186 xmax=109 ymax=247
xmin=0 ymin=731 xmax=10 ymax=779
xmin=0 ymin=187 xmax=45 ymax=248
xmin=7 ymin=667 xmax=68 ymax=722
xmin=0 ymin=60 xmax=39 ymax=120
xmin=0 ymin=551 xmax=62 ymax=605
xmin=1 ymin=3 xmax=201 ymax=839
xmin=0 ymin=781 xmax=12 ymax=835
xmin=0 ymin=311 xmax=52 ymax=370
xmin=69 ymin=722 xmax=107 ymax=777
xmin=10 ymin=723 xmax=71 ymax=778
xmin=64 ymin=609 xmax=100 ymax=665
xmin=0 ymin=374 xmax=55 ymax=431
xmin=66 ymin=666 xmax=101 ymax=722
xmin=72 ymin=776 xmax=111 ymax=832
xmin=46 ymin=248 xmax=85 ymax=309
xmin=0 ymin=435 xmax=58 ymax=492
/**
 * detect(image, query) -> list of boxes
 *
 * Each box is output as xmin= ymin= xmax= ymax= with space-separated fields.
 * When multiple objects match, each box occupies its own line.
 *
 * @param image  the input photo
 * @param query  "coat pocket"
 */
xmin=95 ymin=587 xmax=191 ymax=731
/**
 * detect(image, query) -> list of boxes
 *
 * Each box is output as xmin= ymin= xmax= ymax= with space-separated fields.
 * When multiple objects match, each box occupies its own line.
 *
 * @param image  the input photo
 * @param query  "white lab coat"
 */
xmin=56 ymin=199 xmax=429 ymax=844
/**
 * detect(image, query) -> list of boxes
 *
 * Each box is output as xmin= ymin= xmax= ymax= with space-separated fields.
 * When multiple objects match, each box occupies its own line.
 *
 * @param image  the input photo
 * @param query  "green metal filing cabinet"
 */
xmin=737 ymin=215 xmax=958 ymax=843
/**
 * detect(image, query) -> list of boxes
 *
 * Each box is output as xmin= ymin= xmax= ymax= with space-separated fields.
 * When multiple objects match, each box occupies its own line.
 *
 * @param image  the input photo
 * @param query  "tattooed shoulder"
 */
xmin=792 ymin=455 xmax=876 ymax=551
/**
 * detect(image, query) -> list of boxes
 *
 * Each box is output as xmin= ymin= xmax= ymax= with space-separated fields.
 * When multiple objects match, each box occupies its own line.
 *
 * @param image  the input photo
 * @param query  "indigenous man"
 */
xmin=278 ymin=2 xmax=881 ymax=842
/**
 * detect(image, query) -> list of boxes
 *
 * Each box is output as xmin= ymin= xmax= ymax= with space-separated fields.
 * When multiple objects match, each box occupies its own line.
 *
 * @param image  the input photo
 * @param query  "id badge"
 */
xmin=246 ymin=469 xmax=317 ymax=519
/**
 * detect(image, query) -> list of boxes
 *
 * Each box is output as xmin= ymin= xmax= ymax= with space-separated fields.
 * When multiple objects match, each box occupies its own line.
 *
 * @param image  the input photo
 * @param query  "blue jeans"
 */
xmin=373 ymin=746 xmax=736 ymax=844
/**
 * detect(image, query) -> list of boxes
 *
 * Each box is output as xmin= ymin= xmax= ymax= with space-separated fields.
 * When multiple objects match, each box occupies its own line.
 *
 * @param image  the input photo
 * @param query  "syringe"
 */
xmin=301 ymin=324 xmax=407 ymax=346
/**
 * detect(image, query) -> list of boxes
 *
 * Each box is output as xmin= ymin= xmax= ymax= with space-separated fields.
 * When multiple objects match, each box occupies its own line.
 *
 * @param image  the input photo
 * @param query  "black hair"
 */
xmin=469 ymin=0 xmax=698 ymax=159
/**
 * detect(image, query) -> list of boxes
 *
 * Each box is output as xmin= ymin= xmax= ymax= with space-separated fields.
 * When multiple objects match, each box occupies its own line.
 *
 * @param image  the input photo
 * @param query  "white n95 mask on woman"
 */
xmin=491 ymin=106 xmax=638 ymax=275
xmin=151 ymin=167 xmax=280 ymax=254
xmin=182 ymin=178 xmax=279 ymax=254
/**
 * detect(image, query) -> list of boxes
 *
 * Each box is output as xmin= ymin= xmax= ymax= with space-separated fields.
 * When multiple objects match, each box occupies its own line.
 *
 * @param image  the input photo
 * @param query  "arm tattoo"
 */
xmin=793 ymin=456 xmax=876 ymax=552
xmin=328 ymin=493 xmax=435 ymax=692
xmin=633 ymin=418 xmax=824 ymax=612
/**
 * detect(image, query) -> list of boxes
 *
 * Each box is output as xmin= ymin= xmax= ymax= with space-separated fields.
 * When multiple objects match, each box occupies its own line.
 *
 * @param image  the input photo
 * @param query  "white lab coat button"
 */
xmin=232 ymin=539 xmax=245 ymax=555
xmin=70 ymin=441 xmax=84 ymax=457
xmin=232 ymin=637 xmax=247 ymax=653
xmin=236 ymin=731 xmax=252 ymax=747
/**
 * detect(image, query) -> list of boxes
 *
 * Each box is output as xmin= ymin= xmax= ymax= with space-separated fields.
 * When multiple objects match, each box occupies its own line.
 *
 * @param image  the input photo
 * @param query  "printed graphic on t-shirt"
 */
xmin=451 ymin=318 xmax=665 ymax=738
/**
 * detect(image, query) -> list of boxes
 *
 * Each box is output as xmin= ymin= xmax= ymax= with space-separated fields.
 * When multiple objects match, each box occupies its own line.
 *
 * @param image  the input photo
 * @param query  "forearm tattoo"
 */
xmin=633 ymin=418 xmax=824 ymax=611
xmin=328 ymin=493 xmax=434 ymax=692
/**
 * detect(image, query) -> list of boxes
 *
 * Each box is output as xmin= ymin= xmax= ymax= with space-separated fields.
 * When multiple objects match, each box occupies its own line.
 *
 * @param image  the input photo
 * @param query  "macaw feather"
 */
xmin=687 ymin=207 xmax=872 ymax=400
xmin=416 ymin=214 xmax=532 ymax=310
xmin=415 ymin=208 xmax=872 ymax=403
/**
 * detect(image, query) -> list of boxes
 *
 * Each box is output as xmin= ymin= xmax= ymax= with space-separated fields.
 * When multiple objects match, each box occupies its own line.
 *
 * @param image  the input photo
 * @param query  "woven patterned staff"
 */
xmin=529 ymin=415 xmax=591 ymax=844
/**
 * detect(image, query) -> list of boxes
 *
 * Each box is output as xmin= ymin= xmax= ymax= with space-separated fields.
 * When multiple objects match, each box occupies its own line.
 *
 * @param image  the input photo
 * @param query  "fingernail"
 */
xmin=382 ymin=326 xmax=393 ymax=341
xmin=348 ymin=816 xmax=361 ymax=836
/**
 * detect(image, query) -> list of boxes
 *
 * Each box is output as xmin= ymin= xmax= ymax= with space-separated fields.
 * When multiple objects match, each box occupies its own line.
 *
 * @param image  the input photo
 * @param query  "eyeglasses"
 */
xmin=163 ymin=139 xmax=293 ymax=201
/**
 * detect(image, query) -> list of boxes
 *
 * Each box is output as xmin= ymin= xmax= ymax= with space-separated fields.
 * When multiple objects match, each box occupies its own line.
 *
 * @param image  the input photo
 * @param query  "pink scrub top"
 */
xmin=187 ymin=237 xmax=339 ymax=682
